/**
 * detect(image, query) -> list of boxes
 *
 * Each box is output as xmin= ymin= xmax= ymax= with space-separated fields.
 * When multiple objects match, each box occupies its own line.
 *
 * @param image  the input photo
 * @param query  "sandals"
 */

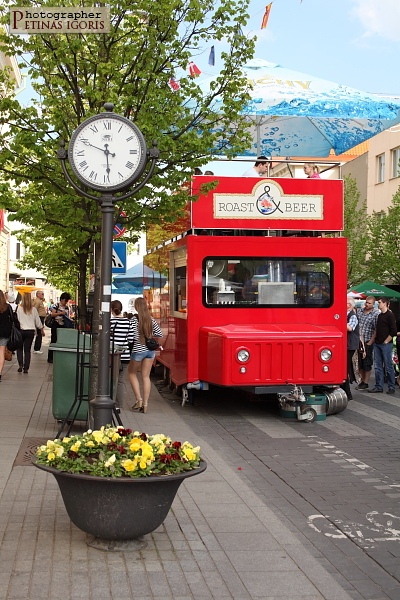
xmin=131 ymin=400 xmax=148 ymax=413
xmin=131 ymin=399 xmax=143 ymax=411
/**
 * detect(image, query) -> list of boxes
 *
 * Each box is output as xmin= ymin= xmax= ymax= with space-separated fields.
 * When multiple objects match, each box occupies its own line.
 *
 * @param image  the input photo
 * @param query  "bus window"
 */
xmin=202 ymin=257 xmax=332 ymax=307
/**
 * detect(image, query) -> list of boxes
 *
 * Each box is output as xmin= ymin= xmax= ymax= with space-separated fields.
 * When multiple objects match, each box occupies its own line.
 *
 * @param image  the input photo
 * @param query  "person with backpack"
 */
xmin=110 ymin=300 xmax=134 ymax=411
xmin=129 ymin=297 xmax=162 ymax=413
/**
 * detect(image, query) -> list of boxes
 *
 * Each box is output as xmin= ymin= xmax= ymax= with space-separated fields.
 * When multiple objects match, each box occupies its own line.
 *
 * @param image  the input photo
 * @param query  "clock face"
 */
xmin=68 ymin=113 xmax=147 ymax=191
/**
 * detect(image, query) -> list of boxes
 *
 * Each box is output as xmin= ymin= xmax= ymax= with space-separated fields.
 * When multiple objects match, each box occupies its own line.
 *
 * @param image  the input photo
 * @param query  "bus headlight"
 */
xmin=320 ymin=348 xmax=332 ymax=362
xmin=237 ymin=349 xmax=250 ymax=363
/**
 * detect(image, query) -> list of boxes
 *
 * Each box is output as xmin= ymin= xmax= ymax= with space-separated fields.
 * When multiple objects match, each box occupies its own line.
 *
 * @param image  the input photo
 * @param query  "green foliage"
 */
xmin=0 ymin=0 xmax=256 ymax=293
xmin=342 ymin=175 xmax=370 ymax=287
xmin=367 ymin=186 xmax=400 ymax=285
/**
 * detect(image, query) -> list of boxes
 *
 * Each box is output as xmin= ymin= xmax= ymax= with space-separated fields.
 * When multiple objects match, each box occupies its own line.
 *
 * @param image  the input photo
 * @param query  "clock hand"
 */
xmin=80 ymin=140 xmax=116 ymax=158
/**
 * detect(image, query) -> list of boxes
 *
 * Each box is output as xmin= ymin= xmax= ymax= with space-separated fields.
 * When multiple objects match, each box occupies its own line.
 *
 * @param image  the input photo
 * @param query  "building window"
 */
xmin=391 ymin=147 xmax=400 ymax=178
xmin=16 ymin=242 xmax=21 ymax=260
xmin=376 ymin=154 xmax=385 ymax=183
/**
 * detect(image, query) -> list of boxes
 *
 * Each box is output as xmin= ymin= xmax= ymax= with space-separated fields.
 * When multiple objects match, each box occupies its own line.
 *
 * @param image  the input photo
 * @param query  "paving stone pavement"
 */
xmin=0 ymin=343 xmax=400 ymax=599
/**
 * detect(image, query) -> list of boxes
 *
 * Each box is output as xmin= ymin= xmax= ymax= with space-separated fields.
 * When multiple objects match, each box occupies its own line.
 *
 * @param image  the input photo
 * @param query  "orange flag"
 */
xmin=261 ymin=3 xmax=272 ymax=29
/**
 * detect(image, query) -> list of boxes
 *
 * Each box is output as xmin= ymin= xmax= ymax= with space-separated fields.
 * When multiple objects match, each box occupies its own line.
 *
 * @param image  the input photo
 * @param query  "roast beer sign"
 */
xmin=213 ymin=180 xmax=322 ymax=220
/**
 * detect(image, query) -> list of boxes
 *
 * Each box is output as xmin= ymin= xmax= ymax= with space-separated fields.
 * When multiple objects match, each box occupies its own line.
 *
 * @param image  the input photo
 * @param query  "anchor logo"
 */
xmin=256 ymin=185 xmax=284 ymax=216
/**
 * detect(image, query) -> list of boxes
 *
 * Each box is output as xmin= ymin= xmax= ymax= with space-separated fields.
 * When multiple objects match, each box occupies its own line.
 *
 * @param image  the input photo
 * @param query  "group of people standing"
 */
xmin=344 ymin=295 xmax=398 ymax=399
xmin=0 ymin=290 xmax=163 ymax=414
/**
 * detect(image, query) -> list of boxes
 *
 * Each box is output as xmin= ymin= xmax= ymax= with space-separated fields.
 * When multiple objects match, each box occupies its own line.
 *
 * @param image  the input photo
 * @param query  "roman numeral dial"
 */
xmin=68 ymin=113 xmax=147 ymax=191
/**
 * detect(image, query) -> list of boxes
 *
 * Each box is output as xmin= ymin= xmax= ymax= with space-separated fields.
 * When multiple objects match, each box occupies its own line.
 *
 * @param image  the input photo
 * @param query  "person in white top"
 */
xmin=242 ymin=156 xmax=271 ymax=177
xmin=16 ymin=293 xmax=44 ymax=373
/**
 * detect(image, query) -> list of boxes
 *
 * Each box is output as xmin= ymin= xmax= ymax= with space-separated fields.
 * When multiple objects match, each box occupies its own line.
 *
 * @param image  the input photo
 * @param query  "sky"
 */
xmin=197 ymin=0 xmax=400 ymax=96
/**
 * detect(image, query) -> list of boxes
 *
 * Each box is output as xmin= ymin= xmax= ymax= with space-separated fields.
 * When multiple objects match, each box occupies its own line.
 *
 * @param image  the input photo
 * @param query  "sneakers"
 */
xmin=356 ymin=382 xmax=368 ymax=390
xmin=386 ymin=389 xmax=395 ymax=395
xmin=33 ymin=350 xmax=43 ymax=354
xmin=368 ymin=388 xmax=383 ymax=393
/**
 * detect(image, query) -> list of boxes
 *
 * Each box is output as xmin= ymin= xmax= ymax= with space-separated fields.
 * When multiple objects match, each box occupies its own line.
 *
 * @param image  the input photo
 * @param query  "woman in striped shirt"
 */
xmin=110 ymin=300 xmax=135 ymax=411
xmin=129 ymin=297 xmax=162 ymax=413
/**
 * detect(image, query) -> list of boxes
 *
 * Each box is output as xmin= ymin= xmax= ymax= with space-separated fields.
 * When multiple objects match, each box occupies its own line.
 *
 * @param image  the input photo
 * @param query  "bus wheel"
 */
xmin=301 ymin=408 xmax=317 ymax=423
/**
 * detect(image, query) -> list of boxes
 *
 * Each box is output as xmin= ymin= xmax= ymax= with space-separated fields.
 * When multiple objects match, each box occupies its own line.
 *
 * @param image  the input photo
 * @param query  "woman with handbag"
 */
xmin=16 ymin=292 xmax=44 ymax=374
xmin=128 ymin=297 xmax=163 ymax=413
xmin=0 ymin=290 xmax=13 ymax=382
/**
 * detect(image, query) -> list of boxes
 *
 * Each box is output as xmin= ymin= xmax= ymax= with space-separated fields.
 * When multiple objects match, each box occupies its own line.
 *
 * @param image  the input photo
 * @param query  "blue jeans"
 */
xmin=374 ymin=343 xmax=395 ymax=391
xmin=131 ymin=350 xmax=155 ymax=362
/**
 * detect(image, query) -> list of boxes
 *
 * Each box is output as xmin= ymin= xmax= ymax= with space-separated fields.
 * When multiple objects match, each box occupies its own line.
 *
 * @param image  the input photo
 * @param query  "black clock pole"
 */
xmin=58 ymin=104 xmax=159 ymax=429
xmin=91 ymin=192 xmax=115 ymax=428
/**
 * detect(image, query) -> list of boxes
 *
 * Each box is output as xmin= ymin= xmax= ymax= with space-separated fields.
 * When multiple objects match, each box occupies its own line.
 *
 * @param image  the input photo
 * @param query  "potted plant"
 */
xmin=33 ymin=426 xmax=206 ymax=541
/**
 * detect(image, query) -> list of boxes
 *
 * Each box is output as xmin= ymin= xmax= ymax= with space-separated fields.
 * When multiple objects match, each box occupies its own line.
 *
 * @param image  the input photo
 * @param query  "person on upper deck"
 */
xmin=242 ymin=156 xmax=271 ymax=177
xmin=303 ymin=163 xmax=321 ymax=179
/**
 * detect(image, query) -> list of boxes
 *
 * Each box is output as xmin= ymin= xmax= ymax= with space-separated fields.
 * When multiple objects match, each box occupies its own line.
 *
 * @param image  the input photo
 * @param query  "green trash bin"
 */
xmin=50 ymin=329 xmax=121 ymax=422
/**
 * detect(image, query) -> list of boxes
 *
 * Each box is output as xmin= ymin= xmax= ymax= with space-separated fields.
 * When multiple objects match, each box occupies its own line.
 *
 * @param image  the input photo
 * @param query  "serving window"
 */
xmin=170 ymin=248 xmax=187 ymax=317
xmin=202 ymin=257 xmax=332 ymax=307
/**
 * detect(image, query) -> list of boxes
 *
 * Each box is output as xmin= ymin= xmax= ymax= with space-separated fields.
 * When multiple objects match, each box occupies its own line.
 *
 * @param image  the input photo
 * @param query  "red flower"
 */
xmin=117 ymin=428 xmax=132 ymax=437
xmin=172 ymin=441 xmax=181 ymax=449
xmin=68 ymin=451 xmax=79 ymax=459
xmin=140 ymin=433 xmax=147 ymax=441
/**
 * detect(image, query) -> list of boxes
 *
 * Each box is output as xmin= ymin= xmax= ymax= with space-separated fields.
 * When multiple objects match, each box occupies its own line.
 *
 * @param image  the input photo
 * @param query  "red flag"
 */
xmin=168 ymin=77 xmax=180 ymax=91
xmin=261 ymin=3 xmax=272 ymax=29
xmin=188 ymin=61 xmax=201 ymax=77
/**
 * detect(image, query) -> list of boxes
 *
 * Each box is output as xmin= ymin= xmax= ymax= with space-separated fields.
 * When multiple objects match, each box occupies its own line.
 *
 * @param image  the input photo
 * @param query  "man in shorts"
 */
xmin=356 ymin=296 xmax=379 ymax=390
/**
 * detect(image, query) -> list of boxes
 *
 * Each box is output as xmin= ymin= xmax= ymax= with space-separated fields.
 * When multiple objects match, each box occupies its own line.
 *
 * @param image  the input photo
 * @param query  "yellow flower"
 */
xmin=92 ymin=430 xmax=105 ymax=443
xmin=70 ymin=441 xmax=81 ymax=452
xmin=183 ymin=447 xmax=195 ymax=461
xmin=55 ymin=446 xmax=64 ymax=458
xmin=104 ymin=454 xmax=116 ymax=468
xmin=62 ymin=437 xmax=71 ymax=443
xmin=129 ymin=438 xmax=142 ymax=452
xmin=85 ymin=441 xmax=95 ymax=448
xmin=47 ymin=452 xmax=55 ymax=461
xmin=139 ymin=459 xmax=147 ymax=469
xmin=111 ymin=432 xmax=121 ymax=442
xmin=121 ymin=459 xmax=137 ymax=472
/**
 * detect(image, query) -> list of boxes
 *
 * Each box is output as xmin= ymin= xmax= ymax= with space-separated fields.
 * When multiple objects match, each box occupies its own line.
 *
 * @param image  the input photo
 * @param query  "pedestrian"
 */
xmin=303 ymin=163 xmax=321 ymax=178
xmin=242 ymin=156 xmax=270 ymax=177
xmin=128 ymin=297 xmax=163 ymax=414
xmin=356 ymin=296 xmax=379 ymax=390
xmin=0 ymin=290 xmax=13 ymax=382
xmin=32 ymin=290 xmax=47 ymax=354
xmin=341 ymin=296 xmax=359 ymax=400
xmin=47 ymin=292 xmax=72 ymax=363
xmin=368 ymin=297 xmax=397 ymax=395
xmin=15 ymin=292 xmax=44 ymax=374
xmin=110 ymin=300 xmax=134 ymax=411
xmin=5 ymin=291 xmax=17 ymax=312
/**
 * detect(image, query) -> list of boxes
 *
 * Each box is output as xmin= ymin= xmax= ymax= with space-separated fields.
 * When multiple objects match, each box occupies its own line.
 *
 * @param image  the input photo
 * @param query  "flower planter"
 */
xmin=33 ymin=460 xmax=207 ymax=540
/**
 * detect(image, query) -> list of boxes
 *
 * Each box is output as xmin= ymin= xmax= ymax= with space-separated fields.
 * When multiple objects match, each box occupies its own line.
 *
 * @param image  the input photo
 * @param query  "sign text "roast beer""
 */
xmin=214 ymin=181 xmax=323 ymax=220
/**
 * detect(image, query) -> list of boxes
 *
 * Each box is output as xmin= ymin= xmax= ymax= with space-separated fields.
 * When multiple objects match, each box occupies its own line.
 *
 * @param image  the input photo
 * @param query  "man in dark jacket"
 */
xmin=368 ymin=297 xmax=397 ymax=394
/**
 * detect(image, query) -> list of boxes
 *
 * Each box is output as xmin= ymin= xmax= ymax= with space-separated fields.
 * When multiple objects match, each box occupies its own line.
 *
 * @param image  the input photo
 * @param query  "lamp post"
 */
xmin=58 ymin=103 xmax=158 ymax=428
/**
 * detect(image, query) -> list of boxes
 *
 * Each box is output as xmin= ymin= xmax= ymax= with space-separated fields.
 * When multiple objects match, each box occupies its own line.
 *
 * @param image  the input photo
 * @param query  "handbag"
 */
xmin=6 ymin=307 xmax=23 ymax=351
xmin=44 ymin=314 xmax=57 ymax=328
xmin=145 ymin=337 xmax=160 ymax=351
xmin=4 ymin=347 xmax=12 ymax=361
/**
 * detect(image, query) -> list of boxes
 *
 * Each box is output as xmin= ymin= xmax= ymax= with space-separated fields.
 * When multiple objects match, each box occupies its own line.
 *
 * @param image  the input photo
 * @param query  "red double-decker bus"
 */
xmin=145 ymin=175 xmax=348 ymax=420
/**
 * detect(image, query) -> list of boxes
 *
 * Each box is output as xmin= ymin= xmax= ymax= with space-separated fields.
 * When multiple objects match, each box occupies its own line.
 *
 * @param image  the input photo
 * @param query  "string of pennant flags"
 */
xmin=167 ymin=0 xmax=303 ymax=91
